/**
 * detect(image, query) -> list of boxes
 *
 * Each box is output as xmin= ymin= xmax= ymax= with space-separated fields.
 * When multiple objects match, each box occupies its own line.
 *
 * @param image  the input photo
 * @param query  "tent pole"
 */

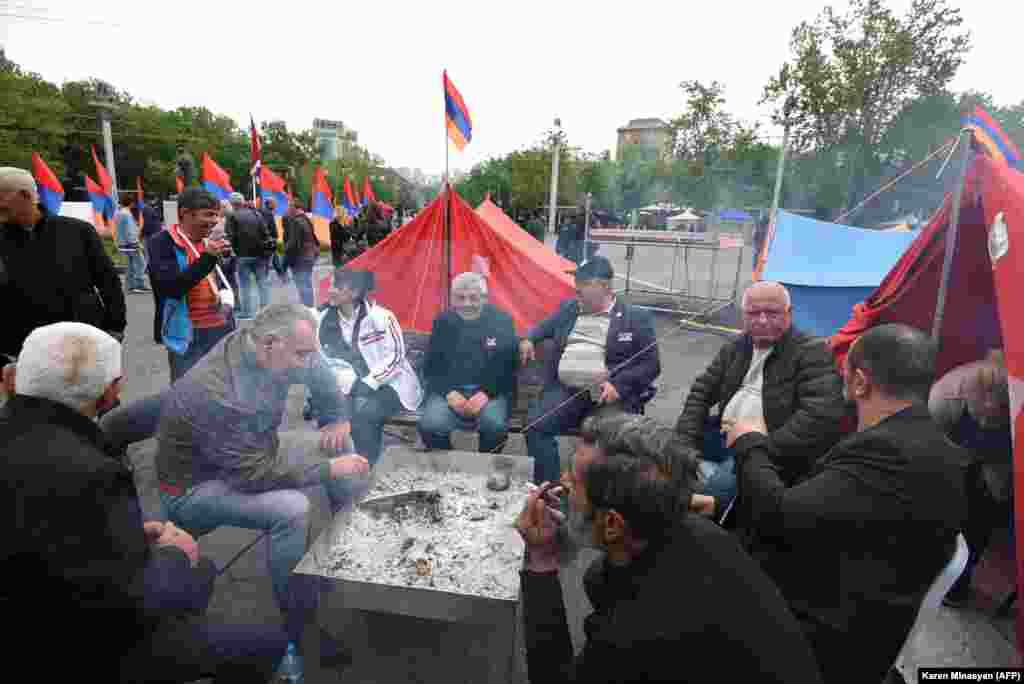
xmin=931 ymin=133 xmax=970 ymax=343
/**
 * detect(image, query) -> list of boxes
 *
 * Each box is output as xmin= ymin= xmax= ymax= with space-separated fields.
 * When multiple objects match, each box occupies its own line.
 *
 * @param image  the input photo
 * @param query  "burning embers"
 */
xmin=319 ymin=467 xmax=529 ymax=600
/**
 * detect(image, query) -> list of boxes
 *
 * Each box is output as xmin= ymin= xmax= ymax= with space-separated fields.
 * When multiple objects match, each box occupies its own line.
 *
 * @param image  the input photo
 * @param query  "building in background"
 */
xmin=313 ymin=118 xmax=358 ymax=161
xmin=615 ymin=118 xmax=672 ymax=160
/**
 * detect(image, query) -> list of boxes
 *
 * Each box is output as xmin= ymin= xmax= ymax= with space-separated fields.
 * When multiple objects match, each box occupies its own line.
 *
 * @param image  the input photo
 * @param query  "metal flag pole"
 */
xmin=443 ymin=70 xmax=452 ymax=310
xmin=931 ymin=131 xmax=971 ymax=343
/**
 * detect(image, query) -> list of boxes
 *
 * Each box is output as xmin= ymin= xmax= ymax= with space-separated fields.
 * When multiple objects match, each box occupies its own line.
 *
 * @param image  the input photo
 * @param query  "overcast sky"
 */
xmin=2 ymin=0 xmax=1019 ymax=176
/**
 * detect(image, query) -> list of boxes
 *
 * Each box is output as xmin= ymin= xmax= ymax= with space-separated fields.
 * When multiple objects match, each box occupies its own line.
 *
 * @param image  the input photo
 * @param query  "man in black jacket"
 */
xmin=419 ymin=271 xmax=519 ymax=454
xmin=521 ymin=256 xmax=660 ymax=485
xmin=517 ymin=412 xmax=823 ymax=684
xmin=725 ymin=323 xmax=967 ymax=684
xmin=0 ymin=166 xmax=127 ymax=358
xmin=677 ymin=281 xmax=846 ymax=517
xmin=0 ymin=321 xmax=286 ymax=682
xmin=226 ymin=192 xmax=275 ymax=320
xmin=282 ymin=201 xmax=321 ymax=307
xmin=148 ymin=187 xmax=235 ymax=381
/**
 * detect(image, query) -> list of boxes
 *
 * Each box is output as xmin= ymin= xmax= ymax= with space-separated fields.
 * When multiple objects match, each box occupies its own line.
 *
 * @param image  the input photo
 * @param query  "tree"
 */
xmin=0 ymin=66 xmax=69 ymax=179
xmin=763 ymin=0 xmax=971 ymax=208
xmin=669 ymin=80 xmax=742 ymax=162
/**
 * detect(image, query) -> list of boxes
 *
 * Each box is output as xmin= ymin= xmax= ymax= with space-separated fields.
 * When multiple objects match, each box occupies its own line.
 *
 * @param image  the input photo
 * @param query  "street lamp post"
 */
xmin=547 ymin=118 xmax=562 ymax=238
xmin=90 ymin=80 xmax=120 ymax=199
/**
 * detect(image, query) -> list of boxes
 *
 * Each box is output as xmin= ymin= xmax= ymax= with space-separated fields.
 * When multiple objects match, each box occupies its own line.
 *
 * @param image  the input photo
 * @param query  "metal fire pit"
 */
xmin=296 ymin=446 xmax=533 ymax=626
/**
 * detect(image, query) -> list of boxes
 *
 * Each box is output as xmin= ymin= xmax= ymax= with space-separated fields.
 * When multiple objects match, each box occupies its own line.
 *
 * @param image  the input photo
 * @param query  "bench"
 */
xmin=384 ymin=331 xmax=564 ymax=434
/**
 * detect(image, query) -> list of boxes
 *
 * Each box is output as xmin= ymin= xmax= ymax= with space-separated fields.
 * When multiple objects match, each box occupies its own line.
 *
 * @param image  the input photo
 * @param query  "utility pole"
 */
xmin=583 ymin=191 xmax=593 ymax=262
xmin=547 ymin=118 xmax=562 ymax=237
xmin=90 ymin=80 xmax=120 ymax=198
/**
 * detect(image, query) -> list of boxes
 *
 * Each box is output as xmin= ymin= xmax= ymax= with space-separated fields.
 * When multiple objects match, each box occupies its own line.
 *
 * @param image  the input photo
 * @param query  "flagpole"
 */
xmin=443 ymin=70 xmax=451 ymax=311
xmin=931 ymin=130 xmax=971 ymax=343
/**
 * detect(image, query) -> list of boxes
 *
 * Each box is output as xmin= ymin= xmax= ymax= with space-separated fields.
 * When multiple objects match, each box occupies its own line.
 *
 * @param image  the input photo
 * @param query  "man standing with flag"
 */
xmin=0 ymin=167 xmax=126 ymax=358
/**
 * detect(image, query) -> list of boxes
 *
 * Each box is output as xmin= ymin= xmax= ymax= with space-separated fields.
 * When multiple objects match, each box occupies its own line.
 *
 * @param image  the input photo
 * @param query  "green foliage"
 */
xmin=762 ymin=0 xmax=971 ymax=209
xmin=0 ymin=66 xmax=69 ymax=175
xmin=0 ymin=70 xmax=397 ymax=203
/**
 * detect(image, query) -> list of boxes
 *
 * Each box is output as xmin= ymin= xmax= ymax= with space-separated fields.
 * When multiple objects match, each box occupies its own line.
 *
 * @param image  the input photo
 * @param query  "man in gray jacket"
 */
xmin=154 ymin=303 xmax=368 ymax=653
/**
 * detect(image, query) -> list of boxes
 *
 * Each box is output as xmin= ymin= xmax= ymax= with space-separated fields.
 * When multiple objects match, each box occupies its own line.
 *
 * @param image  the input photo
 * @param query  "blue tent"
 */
xmin=761 ymin=210 xmax=917 ymax=337
xmin=719 ymin=208 xmax=753 ymax=222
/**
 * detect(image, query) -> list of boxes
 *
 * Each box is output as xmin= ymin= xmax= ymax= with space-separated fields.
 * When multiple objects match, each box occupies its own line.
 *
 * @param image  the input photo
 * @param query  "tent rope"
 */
xmin=834 ymin=137 xmax=958 ymax=225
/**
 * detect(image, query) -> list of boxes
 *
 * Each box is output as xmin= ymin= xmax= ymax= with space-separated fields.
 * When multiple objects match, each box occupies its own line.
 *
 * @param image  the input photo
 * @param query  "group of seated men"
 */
xmin=0 ymin=254 xmax=1009 ymax=682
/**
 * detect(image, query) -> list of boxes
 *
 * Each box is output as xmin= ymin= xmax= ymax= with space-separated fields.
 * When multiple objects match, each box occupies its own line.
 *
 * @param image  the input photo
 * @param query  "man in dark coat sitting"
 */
xmin=0 ymin=321 xmax=287 ymax=682
xmin=517 ymin=412 xmax=823 ymax=684
xmin=724 ymin=323 xmax=968 ymax=684
xmin=521 ymin=256 xmax=660 ymax=485
xmin=676 ymin=281 xmax=847 ymax=518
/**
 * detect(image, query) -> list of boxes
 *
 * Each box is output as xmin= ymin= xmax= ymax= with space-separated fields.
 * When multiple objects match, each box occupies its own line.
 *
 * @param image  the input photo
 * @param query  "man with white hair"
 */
xmin=678 ymin=281 xmax=847 ymax=520
xmin=0 ymin=166 xmax=126 ymax=359
xmin=418 ymin=271 xmax=520 ymax=454
xmin=0 ymin=322 xmax=287 ymax=682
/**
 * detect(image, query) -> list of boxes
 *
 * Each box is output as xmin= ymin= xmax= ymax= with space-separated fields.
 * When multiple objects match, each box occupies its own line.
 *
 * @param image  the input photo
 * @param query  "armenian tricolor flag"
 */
xmin=311 ymin=167 xmax=334 ymax=220
xmin=310 ymin=166 xmax=334 ymax=245
xmin=90 ymin=145 xmax=116 ymax=217
xmin=342 ymin=176 xmax=360 ymax=217
xmin=444 ymin=70 xmax=472 ymax=152
xmin=201 ymin=152 xmax=234 ymax=200
xmin=259 ymin=166 xmax=289 ymax=217
xmin=31 ymin=152 xmax=64 ymax=214
xmin=363 ymin=176 xmax=377 ymax=204
xmin=249 ymin=115 xmax=262 ymax=179
xmin=963 ymin=106 xmax=1022 ymax=168
xmin=85 ymin=175 xmax=113 ymax=235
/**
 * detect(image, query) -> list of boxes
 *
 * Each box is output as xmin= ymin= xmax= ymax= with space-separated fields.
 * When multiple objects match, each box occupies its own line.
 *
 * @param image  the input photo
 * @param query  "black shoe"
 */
xmin=943 ymin=577 xmax=972 ymax=608
xmin=318 ymin=627 xmax=354 ymax=669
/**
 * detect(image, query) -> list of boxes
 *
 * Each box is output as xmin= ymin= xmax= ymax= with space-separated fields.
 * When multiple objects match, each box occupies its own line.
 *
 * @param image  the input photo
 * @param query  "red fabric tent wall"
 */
xmin=829 ymin=161 xmax=1002 ymax=378
xmin=320 ymin=188 xmax=576 ymax=334
xmin=475 ymin=198 xmax=577 ymax=275
xmin=830 ymin=154 xmax=1024 ymax=653
xmin=973 ymin=155 xmax=1024 ymax=657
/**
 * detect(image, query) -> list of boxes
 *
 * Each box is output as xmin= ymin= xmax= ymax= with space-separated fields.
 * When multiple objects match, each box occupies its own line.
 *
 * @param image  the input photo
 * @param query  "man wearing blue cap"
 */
xmin=520 ymin=256 xmax=660 ymax=484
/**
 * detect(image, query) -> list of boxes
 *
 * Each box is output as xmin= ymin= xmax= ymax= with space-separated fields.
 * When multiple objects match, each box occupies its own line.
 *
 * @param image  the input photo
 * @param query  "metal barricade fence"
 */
xmin=589 ymin=229 xmax=749 ymax=321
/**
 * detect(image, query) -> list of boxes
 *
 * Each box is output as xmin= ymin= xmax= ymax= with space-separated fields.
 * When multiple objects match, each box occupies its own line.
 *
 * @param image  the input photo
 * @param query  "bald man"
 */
xmin=677 ymin=281 xmax=847 ymax=519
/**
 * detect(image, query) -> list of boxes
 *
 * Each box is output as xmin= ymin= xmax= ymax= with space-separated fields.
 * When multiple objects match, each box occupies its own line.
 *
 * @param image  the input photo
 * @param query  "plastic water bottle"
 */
xmin=275 ymin=642 xmax=304 ymax=683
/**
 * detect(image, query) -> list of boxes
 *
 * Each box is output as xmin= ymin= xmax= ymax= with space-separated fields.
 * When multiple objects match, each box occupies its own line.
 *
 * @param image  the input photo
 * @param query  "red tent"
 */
xmin=475 ymin=196 xmax=577 ymax=275
xmin=829 ymin=153 xmax=1024 ymax=652
xmin=319 ymin=187 xmax=576 ymax=334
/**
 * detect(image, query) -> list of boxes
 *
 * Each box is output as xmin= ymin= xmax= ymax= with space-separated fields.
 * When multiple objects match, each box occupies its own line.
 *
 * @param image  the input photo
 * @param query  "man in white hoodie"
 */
xmin=315 ymin=268 xmax=423 ymax=464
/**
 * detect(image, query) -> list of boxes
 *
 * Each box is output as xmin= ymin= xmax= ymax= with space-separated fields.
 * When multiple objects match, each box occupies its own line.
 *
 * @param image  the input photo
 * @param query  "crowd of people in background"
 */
xmin=0 ymin=161 xmax=1016 ymax=683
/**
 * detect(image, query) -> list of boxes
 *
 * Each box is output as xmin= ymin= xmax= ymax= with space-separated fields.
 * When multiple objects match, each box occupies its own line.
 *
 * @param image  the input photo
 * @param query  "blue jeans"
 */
xmin=168 ymin=322 xmax=235 ymax=382
xmin=291 ymin=258 xmax=316 ymax=307
xmin=159 ymin=429 xmax=363 ymax=642
xmin=237 ymin=256 xmax=271 ymax=317
xmin=418 ymin=392 xmax=509 ymax=454
xmin=124 ymin=250 xmax=146 ymax=290
xmin=697 ymin=416 xmax=738 ymax=516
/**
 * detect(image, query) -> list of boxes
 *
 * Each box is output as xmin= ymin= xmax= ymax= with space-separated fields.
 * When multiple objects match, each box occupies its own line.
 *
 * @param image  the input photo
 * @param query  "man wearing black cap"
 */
xmin=520 ymin=256 xmax=660 ymax=484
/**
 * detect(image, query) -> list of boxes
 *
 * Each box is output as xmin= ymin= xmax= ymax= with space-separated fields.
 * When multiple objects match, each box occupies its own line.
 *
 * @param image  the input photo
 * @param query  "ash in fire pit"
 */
xmin=316 ymin=466 xmax=530 ymax=600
